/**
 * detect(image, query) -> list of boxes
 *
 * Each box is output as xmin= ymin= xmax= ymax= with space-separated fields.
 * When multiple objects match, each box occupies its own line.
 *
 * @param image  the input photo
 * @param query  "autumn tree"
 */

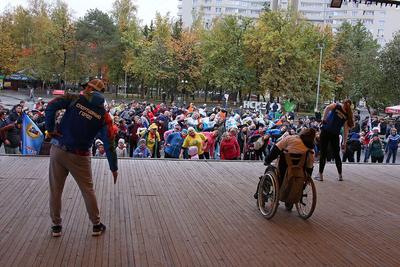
xmin=245 ymin=11 xmax=332 ymax=106
xmin=0 ymin=12 xmax=17 ymax=74
xmin=201 ymin=16 xmax=256 ymax=102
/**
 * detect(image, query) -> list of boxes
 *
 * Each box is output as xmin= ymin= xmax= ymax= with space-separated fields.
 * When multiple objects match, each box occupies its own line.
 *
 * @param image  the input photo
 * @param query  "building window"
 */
xmin=379 ymin=20 xmax=385 ymax=26
xmin=300 ymin=2 xmax=323 ymax=8
xmin=203 ymin=6 xmax=211 ymax=12
xmin=352 ymin=11 xmax=357 ymax=16
xmin=204 ymin=0 xmax=212 ymax=3
xmin=216 ymin=7 xmax=222 ymax=13
xmin=363 ymin=10 xmax=374 ymax=16
xmin=226 ymin=7 xmax=238 ymax=13
xmin=363 ymin=19 xmax=373 ymax=25
xmin=377 ymin=29 xmax=384 ymax=37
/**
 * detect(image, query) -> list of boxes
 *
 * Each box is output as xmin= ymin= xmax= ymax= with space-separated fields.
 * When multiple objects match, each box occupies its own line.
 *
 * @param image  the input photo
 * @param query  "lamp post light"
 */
xmin=181 ymin=79 xmax=188 ymax=102
xmin=315 ymin=43 xmax=324 ymax=112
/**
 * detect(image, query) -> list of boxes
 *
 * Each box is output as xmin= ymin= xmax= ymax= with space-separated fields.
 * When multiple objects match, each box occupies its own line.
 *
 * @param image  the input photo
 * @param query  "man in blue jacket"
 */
xmin=45 ymin=79 xmax=118 ymax=237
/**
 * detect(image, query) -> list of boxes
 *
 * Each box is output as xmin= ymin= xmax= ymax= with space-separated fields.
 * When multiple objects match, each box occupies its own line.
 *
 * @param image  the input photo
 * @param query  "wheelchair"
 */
xmin=256 ymin=152 xmax=317 ymax=220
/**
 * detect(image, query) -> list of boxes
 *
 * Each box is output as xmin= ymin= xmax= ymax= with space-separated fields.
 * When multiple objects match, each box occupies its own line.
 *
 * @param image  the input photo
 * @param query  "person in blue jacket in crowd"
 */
xmin=45 ymin=78 xmax=118 ymax=238
xmin=133 ymin=138 xmax=152 ymax=158
xmin=164 ymin=129 xmax=188 ymax=158
xmin=386 ymin=128 xmax=400 ymax=163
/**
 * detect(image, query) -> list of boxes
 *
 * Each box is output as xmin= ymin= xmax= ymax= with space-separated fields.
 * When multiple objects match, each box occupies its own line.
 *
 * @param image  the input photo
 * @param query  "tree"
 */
xmin=334 ymin=21 xmax=385 ymax=110
xmin=245 ymin=11 xmax=331 ymax=105
xmin=75 ymin=9 xmax=119 ymax=83
xmin=50 ymin=0 xmax=76 ymax=85
xmin=0 ymin=12 xmax=18 ymax=74
xmin=170 ymin=29 xmax=202 ymax=100
xmin=14 ymin=1 xmax=57 ymax=86
xmin=380 ymin=31 xmax=400 ymax=106
xmin=201 ymin=16 xmax=256 ymax=102
xmin=111 ymin=0 xmax=138 ymax=86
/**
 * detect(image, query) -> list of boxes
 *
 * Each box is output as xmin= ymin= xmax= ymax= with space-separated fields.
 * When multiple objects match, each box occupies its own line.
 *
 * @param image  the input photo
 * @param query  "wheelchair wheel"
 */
xmin=257 ymin=171 xmax=279 ymax=219
xmin=295 ymin=177 xmax=317 ymax=219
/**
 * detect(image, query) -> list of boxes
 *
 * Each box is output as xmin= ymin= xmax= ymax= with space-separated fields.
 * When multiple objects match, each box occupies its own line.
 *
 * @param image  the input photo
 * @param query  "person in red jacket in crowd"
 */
xmin=144 ymin=106 xmax=154 ymax=123
xmin=220 ymin=132 xmax=240 ymax=160
xmin=202 ymin=129 xmax=219 ymax=159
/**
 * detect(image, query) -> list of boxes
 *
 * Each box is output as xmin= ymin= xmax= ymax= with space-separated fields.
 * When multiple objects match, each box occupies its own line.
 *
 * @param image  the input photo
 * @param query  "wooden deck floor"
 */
xmin=0 ymin=156 xmax=399 ymax=267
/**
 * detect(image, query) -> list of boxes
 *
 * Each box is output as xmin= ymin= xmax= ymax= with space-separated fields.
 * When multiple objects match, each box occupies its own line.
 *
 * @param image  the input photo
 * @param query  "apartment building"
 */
xmin=177 ymin=0 xmax=270 ymax=28
xmin=296 ymin=0 xmax=399 ymax=45
xmin=177 ymin=0 xmax=400 ymax=45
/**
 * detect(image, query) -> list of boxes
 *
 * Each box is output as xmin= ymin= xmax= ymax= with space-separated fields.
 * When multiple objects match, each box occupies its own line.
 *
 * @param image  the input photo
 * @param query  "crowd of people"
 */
xmin=1 ymin=96 xmax=400 ymax=164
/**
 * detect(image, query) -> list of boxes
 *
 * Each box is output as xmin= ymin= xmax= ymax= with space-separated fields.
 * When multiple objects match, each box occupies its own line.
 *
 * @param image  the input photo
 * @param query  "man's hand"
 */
xmin=4 ymin=139 xmax=10 ymax=146
xmin=46 ymin=131 xmax=62 ymax=139
xmin=112 ymin=171 xmax=118 ymax=184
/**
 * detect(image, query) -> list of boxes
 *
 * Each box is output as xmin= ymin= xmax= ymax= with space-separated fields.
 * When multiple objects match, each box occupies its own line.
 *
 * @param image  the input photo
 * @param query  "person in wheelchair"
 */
xmin=254 ymin=128 xmax=316 ymax=208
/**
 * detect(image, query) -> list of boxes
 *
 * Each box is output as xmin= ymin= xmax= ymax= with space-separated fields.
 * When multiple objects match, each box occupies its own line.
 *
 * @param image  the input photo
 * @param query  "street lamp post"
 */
xmin=124 ymin=70 xmax=127 ymax=97
xmin=315 ymin=44 xmax=324 ymax=112
xmin=181 ymin=79 xmax=188 ymax=104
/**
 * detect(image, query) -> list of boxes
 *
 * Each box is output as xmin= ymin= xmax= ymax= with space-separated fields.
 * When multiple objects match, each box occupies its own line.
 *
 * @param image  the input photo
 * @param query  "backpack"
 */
xmin=279 ymin=151 xmax=310 ymax=204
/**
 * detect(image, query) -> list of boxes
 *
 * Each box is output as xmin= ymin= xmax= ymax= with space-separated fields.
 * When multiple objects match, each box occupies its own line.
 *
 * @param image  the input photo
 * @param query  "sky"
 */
xmin=0 ymin=0 xmax=178 ymax=25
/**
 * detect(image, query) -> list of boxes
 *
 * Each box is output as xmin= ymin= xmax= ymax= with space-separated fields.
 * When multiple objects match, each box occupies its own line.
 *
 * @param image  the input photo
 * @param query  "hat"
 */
xmin=118 ymin=138 xmax=125 ymax=144
xmin=38 ymin=97 xmax=43 ymax=101
xmin=182 ymin=129 xmax=188 ymax=135
xmin=187 ymin=127 xmax=195 ymax=133
xmin=87 ymin=79 xmax=105 ymax=92
xmin=95 ymin=139 xmax=103 ymax=146
xmin=138 ymin=138 xmax=146 ymax=145
xmin=149 ymin=123 xmax=158 ymax=130
xmin=372 ymin=127 xmax=380 ymax=132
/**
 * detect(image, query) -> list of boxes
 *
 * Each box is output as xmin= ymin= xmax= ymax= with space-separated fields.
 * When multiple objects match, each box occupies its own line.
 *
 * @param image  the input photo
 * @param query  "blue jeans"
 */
xmin=386 ymin=148 xmax=398 ymax=163
xmin=363 ymin=147 xmax=370 ymax=162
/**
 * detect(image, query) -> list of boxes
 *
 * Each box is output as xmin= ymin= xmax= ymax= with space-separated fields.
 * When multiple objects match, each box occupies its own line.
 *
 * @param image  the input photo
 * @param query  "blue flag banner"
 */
xmin=22 ymin=113 xmax=44 ymax=155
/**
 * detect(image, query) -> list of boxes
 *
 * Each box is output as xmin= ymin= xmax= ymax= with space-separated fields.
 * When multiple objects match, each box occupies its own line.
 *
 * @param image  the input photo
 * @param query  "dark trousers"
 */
xmin=371 ymin=156 xmax=384 ymax=163
xmin=386 ymin=148 xmax=398 ymax=163
xmin=319 ymin=130 xmax=342 ymax=174
xmin=164 ymin=152 xmax=174 ymax=158
xmin=203 ymin=152 xmax=210 ymax=159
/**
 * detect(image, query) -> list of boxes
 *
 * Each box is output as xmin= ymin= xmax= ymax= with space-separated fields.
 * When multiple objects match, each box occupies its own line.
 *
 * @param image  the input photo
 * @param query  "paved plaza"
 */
xmin=0 ymin=156 xmax=399 ymax=266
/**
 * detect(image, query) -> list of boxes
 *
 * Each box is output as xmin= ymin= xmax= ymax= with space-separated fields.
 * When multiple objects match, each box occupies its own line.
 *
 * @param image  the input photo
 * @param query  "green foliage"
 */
xmin=201 ymin=16 xmax=256 ymax=97
xmin=0 ymin=12 xmax=17 ymax=74
xmin=334 ymin=21 xmax=386 ymax=109
xmin=380 ymin=31 xmax=400 ymax=106
xmin=75 ymin=9 xmax=121 ymax=82
xmin=245 ymin=11 xmax=332 ymax=104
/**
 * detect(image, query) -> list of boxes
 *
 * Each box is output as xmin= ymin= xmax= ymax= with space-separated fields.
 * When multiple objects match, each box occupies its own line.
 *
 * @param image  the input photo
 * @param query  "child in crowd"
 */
xmin=94 ymin=139 xmax=106 ymax=157
xmin=188 ymin=146 xmax=199 ymax=160
xmin=116 ymin=138 xmax=128 ymax=158
xmin=133 ymin=138 xmax=151 ymax=158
